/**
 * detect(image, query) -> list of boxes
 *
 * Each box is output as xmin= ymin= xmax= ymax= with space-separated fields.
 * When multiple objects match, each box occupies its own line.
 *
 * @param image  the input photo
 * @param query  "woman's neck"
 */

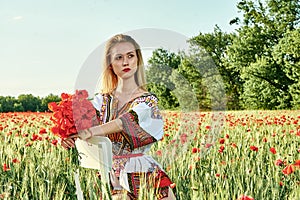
xmin=115 ymin=78 xmax=139 ymax=94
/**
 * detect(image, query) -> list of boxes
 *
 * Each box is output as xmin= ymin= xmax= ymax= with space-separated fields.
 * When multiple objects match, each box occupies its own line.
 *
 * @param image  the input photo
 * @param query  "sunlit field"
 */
xmin=1 ymin=110 xmax=299 ymax=200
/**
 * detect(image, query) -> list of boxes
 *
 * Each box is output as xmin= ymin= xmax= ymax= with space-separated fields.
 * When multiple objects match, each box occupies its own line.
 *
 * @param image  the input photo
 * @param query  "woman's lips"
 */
xmin=122 ymin=68 xmax=131 ymax=72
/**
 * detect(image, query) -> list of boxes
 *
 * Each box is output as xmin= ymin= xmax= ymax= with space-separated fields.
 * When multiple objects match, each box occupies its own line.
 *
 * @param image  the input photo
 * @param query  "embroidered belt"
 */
xmin=113 ymin=153 xmax=143 ymax=159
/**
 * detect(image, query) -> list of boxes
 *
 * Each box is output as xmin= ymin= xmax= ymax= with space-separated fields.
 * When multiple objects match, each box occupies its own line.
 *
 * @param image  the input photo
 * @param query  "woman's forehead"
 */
xmin=110 ymin=42 xmax=136 ymax=55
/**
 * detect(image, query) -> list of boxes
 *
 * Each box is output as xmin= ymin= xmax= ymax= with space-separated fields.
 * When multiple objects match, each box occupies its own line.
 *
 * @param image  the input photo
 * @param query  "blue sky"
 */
xmin=0 ymin=0 xmax=241 ymax=97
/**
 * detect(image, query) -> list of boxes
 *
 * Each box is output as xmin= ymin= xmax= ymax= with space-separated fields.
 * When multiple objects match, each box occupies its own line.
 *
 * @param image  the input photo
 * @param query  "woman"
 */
xmin=63 ymin=34 xmax=176 ymax=200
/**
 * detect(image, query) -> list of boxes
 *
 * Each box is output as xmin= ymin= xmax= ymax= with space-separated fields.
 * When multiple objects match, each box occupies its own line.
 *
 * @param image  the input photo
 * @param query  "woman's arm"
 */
xmin=61 ymin=119 xmax=123 ymax=148
xmin=79 ymin=118 xmax=123 ymax=140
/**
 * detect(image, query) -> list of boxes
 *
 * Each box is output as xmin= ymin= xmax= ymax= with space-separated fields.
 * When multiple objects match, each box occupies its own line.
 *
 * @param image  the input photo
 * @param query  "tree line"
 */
xmin=146 ymin=0 xmax=300 ymax=111
xmin=0 ymin=94 xmax=61 ymax=112
xmin=1 ymin=0 xmax=299 ymax=112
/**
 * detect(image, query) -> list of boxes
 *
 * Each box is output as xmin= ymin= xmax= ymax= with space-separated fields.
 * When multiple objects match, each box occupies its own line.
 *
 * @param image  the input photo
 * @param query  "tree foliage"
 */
xmin=146 ymin=0 xmax=300 ymax=110
xmin=146 ymin=48 xmax=181 ymax=110
xmin=0 ymin=94 xmax=61 ymax=112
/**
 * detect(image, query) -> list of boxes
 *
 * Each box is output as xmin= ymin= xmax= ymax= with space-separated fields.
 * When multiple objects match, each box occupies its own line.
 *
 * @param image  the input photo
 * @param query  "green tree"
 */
xmin=0 ymin=96 xmax=17 ymax=112
xmin=226 ymin=0 xmax=299 ymax=109
xmin=189 ymin=26 xmax=236 ymax=109
xmin=40 ymin=94 xmax=61 ymax=111
xmin=273 ymin=29 xmax=300 ymax=108
xmin=146 ymin=48 xmax=181 ymax=110
xmin=13 ymin=102 xmax=24 ymax=112
xmin=17 ymin=94 xmax=42 ymax=112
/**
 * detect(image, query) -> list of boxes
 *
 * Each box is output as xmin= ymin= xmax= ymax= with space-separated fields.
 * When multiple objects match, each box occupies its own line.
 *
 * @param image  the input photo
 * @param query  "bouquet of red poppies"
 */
xmin=48 ymin=89 xmax=97 ymax=140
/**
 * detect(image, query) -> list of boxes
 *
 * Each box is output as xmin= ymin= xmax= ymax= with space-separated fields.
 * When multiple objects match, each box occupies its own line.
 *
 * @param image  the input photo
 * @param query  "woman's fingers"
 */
xmin=60 ymin=137 xmax=76 ymax=149
xmin=110 ymin=170 xmax=121 ymax=187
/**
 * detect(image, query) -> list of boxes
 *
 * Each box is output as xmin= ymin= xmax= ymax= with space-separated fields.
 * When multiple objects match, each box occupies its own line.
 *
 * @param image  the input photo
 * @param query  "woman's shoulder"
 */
xmin=131 ymin=92 xmax=159 ymax=108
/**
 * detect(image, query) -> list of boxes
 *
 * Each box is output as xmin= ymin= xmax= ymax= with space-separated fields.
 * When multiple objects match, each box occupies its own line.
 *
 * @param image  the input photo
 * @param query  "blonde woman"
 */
xmin=63 ymin=34 xmax=176 ymax=200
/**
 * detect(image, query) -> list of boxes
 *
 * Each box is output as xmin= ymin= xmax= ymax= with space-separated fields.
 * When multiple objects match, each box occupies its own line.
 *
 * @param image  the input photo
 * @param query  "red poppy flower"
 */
xmin=279 ymin=181 xmax=283 ymax=187
xmin=39 ymin=128 xmax=47 ymax=134
xmin=180 ymin=133 xmax=187 ymax=144
xmin=269 ymin=147 xmax=276 ymax=154
xmin=51 ymin=139 xmax=58 ymax=146
xmin=282 ymin=164 xmax=294 ymax=175
xmin=12 ymin=158 xmax=20 ymax=163
xmin=237 ymin=195 xmax=254 ymax=200
xmin=192 ymin=147 xmax=200 ymax=153
xmin=294 ymin=160 xmax=300 ymax=169
xmin=31 ymin=134 xmax=39 ymax=141
xmin=250 ymin=146 xmax=258 ymax=152
xmin=231 ymin=143 xmax=237 ymax=148
xmin=275 ymin=159 xmax=284 ymax=166
xmin=219 ymin=138 xmax=225 ymax=144
xmin=218 ymin=145 xmax=225 ymax=153
xmin=48 ymin=90 xmax=97 ymax=140
xmin=156 ymin=150 xmax=162 ymax=157
xmin=3 ymin=163 xmax=10 ymax=171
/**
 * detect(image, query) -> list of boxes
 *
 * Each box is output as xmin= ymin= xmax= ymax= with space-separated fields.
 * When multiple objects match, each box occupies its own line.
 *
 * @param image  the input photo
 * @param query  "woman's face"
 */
xmin=110 ymin=42 xmax=138 ymax=80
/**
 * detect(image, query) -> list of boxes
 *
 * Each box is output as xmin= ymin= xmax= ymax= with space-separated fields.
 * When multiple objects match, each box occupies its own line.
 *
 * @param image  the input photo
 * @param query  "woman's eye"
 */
xmin=128 ymin=54 xmax=134 ymax=58
xmin=115 ymin=56 xmax=122 ymax=60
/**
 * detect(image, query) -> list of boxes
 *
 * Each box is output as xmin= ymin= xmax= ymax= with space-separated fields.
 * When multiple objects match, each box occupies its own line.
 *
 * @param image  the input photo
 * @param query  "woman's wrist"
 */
xmin=89 ymin=125 xmax=103 ymax=136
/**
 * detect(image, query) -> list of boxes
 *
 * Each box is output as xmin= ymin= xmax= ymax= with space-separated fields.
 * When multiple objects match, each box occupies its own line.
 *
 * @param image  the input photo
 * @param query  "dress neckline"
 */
xmin=111 ymin=91 xmax=152 ymax=114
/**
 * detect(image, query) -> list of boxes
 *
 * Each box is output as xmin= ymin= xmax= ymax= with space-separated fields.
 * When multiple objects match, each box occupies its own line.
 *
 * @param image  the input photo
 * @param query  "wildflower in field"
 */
xmin=231 ymin=143 xmax=237 ymax=148
xmin=191 ymin=147 xmax=200 ymax=153
xmin=219 ymin=138 xmax=225 ymax=144
xmin=275 ymin=159 xmax=284 ymax=166
xmin=237 ymin=194 xmax=254 ymax=200
xmin=2 ymin=163 xmax=10 ymax=171
xmin=294 ymin=160 xmax=300 ymax=169
xmin=282 ymin=164 xmax=294 ymax=175
xmin=262 ymin=137 xmax=267 ymax=142
xmin=279 ymin=181 xmax=283 ymax=187
xmin=250 ymin=146 xmax=258 ymax=152
xmin=12 ymin=158 xmax=20 ymax=163
xmin=218 ymin=145 xmax=225 ymax=153
xmin=156 ymin=150 xmax=162 ymax=157
xmin=22 ymin=133 xmax=29 ymax=137
xmin=180 ymin=133 xmax=187 ymax=144
xmin=39 ymin=128 xmax=47 ymax=134
xmin=31 ymin=134 xmax=39 ymax=141
xmin=269 ymin=147 xmax=276 ymax=154
xmin=51 ymin=139 xmax=58 ymax=146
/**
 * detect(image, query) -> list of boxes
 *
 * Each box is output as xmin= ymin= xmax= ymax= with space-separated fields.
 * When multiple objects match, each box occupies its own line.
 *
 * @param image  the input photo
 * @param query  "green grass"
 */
xmin=0 ymin=110 xmax=299 ymax=199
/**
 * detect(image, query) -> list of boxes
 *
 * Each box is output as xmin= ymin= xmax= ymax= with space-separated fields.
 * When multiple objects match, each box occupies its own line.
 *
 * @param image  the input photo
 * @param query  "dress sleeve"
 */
xmin=118 ymin=95 xmax=164 ymax=149
xmin=91 ymin=93 xmax=111 ymax=125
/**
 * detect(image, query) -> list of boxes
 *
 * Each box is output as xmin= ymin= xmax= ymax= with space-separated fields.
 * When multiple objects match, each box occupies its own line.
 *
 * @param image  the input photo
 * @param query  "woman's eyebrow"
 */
xmin=115 ymin=51 xmax=135 ymax=56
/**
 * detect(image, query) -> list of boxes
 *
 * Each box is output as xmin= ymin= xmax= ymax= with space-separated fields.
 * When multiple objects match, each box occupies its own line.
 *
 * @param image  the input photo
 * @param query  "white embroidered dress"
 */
xmin=91 ymin=92 xmax=173 ymax=198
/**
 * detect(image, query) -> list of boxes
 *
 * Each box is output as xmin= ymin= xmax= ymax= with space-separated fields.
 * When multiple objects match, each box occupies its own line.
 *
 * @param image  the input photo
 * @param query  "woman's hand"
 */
xmin=110 ymin=170 xmax=122 ymax=189
xmin=60 ymin=135 xmax=77 ymax=149
xmin=78 ymin=128 xmax=94 ymax=141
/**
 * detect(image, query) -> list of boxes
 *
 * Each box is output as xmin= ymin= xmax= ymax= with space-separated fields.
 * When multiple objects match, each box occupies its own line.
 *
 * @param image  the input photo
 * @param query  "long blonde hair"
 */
xmin=100 ymin=34 xmax=147 ymax=94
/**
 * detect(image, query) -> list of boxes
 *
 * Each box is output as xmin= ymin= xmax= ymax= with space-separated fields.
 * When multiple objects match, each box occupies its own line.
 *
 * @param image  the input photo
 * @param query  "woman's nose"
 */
xmin=123 ymin=57 xmax=129 ymax=66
